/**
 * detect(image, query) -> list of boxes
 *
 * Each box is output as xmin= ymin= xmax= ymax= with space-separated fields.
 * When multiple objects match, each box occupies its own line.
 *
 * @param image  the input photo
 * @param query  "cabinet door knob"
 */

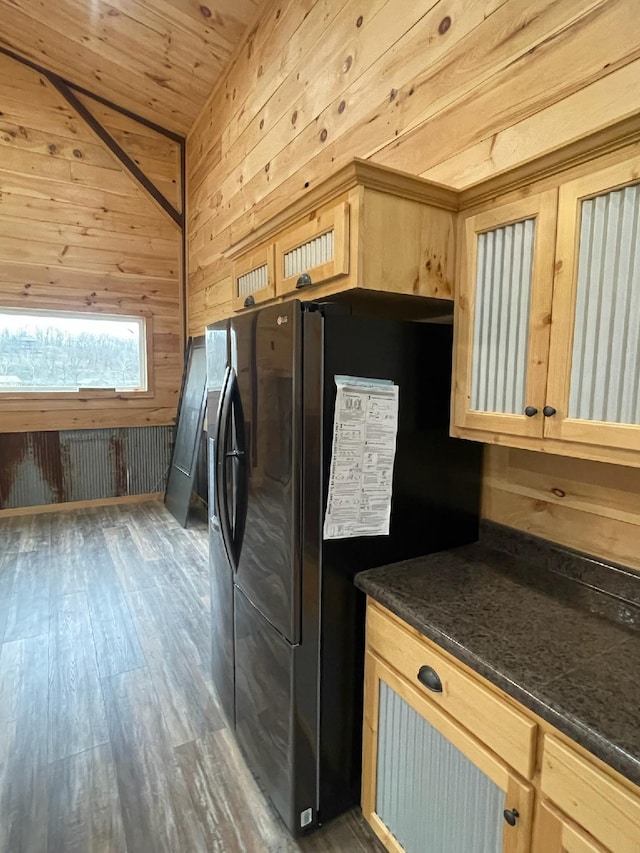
xmin=296 ymin=273 xmax=312 ymax=289
xmin=417 ymin=665 xmax=443 ymax=693
xmin=503 ymin=808 xmax=519 ymax=827
xmin=524 ymin=406 xmax=538 ymax=417
xmin=243 ymin=295 xmax=255 ymax=308
xmin=543 ymin=405 xmax=557 ymax=417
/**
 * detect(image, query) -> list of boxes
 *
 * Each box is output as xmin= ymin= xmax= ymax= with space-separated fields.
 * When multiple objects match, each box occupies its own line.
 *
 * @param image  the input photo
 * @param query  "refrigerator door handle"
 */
xmin=216 ymin=367 xmax=236 ymax=570
xmin=231 ymin=382 xmax=248 ymax=568
xmin=216 ymin=367 xmax=248 ymax=571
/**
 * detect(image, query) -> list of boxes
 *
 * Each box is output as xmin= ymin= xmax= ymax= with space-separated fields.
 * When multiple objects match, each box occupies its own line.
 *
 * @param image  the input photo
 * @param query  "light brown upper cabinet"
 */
xmin=453 ymin=191 xmax=558 ymax=439
xmin=231 ymin=243 xmax=275 ymax=311
xmin=275 ymin=201 xmax=350 ymax=296
xmin=545 ymin=160 xmax=640 ymax=453
xmin=453 ymin=146 xmax=640 ymax=467
xmin=225 ymin=159 xmax=458 ymax=312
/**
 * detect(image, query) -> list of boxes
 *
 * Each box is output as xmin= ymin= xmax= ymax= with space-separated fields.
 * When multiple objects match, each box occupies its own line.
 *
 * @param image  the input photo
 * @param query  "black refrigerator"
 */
xmin=205 ymin=300 xmax=481 ymax=835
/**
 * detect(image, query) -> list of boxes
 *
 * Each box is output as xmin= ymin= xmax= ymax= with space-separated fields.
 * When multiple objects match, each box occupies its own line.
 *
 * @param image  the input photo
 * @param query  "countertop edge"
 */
xmin=356 ymin=576 xmax=640 ymax=789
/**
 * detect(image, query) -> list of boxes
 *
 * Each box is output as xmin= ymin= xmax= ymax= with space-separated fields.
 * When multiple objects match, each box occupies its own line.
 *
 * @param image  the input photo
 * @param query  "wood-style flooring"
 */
xmin=0 ymin=500 xmax=383 ymax=853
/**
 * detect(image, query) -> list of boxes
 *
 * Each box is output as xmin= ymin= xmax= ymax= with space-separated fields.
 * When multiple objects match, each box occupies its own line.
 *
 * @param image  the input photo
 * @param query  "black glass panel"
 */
xmin=165 ymin=336 xmax=207 ymax=527
xmin=173 ymin=343 xmax=206 ymax=474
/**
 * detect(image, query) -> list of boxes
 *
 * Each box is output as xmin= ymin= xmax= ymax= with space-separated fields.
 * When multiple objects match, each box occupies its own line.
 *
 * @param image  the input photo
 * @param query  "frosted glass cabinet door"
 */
xmin=231 ymin=243 xmax=276 ymax=311
xmin=275 ymin=202 xmax=350 ymax=296
xmin=361 ymin=653 xmax=534 ymax=853
xmin=546 ymin=160 xmax=640 ymax=452
xmin=453 ymin=191 xmax=558 ymax=439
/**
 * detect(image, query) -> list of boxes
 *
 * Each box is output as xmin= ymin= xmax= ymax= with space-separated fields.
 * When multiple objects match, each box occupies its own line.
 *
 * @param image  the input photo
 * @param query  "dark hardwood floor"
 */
xmin=0 ymin=500 xmax=383 ymax=853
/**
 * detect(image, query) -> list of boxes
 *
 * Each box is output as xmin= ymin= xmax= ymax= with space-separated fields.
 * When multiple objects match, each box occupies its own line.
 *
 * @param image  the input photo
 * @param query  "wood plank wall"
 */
xmin=186 ymin=0 xmax=640 ymax=568
xmin=186 ymin=0 xmax=640 ymax=332
xmin=0 ymin=52 xmax=183 ymax=432
xmin=483 ymin=447 xmax=640 ymax=572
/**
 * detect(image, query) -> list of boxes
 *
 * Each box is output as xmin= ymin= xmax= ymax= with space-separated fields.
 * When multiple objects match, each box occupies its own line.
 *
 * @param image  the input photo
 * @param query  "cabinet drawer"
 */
xmin=275 ymin=201 xmax=349 ymax=295
xmin=367 ymin=603 xmax=537 ymax=778
xmin=541 ymin=735 xmax=640 ymax=853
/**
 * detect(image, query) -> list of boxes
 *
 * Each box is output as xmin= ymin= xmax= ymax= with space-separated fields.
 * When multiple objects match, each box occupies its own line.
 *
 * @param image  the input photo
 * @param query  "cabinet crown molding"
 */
xmin=225 ymin=113 xmax=640 ymax=262
xmin=223 ymin=158 xmax=459 ymax=260
xmin=459 ymin=112 xmax=640 ymax=210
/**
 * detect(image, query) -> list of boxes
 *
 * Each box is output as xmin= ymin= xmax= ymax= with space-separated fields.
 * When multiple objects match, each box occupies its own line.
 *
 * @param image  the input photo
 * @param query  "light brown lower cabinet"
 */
xmin=540 ymin=735 xmax=640 ymax=853
xmin=535 ymin=802 xmax=607 ymax=853
xmin=362 ymin=649 xmax=534 ymax=853
xmin=362 ymin=602 xmax=640 ymax=853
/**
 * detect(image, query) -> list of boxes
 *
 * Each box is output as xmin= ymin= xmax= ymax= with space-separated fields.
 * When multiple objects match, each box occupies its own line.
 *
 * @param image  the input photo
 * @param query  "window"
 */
xmin=0 ymin=309 xmax=148 ymax=393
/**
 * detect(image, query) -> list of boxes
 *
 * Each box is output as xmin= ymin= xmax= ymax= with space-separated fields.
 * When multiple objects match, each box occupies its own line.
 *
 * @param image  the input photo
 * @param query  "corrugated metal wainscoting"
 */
xmin=376 ymin=682 xmax=504 ymax=853
xmin=0 ymin=426 xmax=172 ymax=510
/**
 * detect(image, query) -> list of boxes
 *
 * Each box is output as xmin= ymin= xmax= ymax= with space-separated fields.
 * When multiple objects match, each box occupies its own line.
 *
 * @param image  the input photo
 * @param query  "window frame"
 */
xmin=0 ymin=307 xmax=154 ymax=400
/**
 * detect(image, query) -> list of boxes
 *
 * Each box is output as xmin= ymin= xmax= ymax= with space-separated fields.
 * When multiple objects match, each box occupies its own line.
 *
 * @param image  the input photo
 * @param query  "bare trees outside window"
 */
xmin=0 ymin=310 xmax=147 ymax=392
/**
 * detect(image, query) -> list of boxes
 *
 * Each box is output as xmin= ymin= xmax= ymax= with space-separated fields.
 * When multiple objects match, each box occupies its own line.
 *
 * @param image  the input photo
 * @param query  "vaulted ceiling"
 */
xmin=0 ymin=0 xmax=266 ymax=135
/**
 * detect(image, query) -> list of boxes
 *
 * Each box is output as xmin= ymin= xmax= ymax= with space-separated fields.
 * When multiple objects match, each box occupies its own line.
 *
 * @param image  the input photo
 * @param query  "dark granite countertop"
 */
xmin=355 ymin=522 xmax=640 ymax=788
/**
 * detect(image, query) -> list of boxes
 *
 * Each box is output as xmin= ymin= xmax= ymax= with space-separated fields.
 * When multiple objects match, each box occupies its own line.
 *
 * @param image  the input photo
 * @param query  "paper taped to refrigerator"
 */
xmin=323 ymin=376 xmax=399 ymax=540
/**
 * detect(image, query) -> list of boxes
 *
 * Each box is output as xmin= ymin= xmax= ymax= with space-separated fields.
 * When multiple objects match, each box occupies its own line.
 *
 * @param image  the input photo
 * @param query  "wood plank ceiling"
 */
xmin=0 ymin=0 xmax=267 ymax=135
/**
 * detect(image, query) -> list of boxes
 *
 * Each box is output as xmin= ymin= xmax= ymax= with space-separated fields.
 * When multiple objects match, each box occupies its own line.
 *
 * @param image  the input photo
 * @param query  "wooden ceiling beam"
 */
xmin=0 ymin=46 xmax=184 ymax=228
